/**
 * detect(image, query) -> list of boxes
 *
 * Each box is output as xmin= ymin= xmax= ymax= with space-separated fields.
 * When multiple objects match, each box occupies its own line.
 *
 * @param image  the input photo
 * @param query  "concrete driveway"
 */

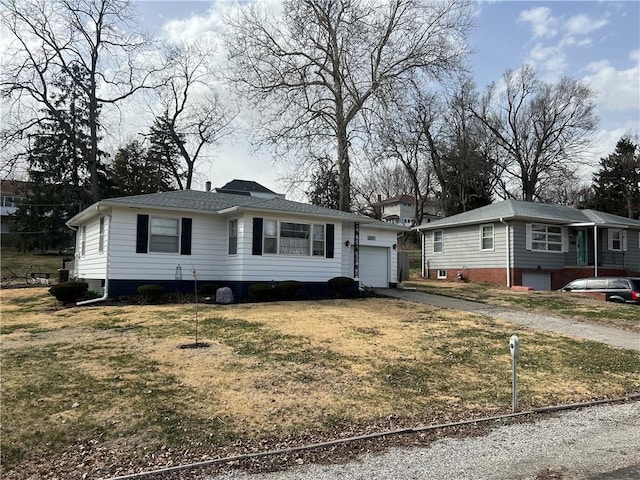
xmin=374 ymin=288 xmax=640 ymax=352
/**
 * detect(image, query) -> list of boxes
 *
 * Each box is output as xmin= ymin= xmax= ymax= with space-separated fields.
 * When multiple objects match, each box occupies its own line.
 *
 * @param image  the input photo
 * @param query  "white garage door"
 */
xmin=522 ymin=272 xmax=551 ymax=291
xmin=359 ymin=246 xmax=389 ymax=288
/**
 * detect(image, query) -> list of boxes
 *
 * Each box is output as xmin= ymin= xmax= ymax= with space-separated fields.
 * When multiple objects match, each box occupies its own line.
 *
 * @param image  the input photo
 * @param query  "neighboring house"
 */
xmin=66 ymin=184 xmax=405 ymax=299
xmin=376 ymin=195 xmax=440 ymax=227
xmin=0 ymin=180 xmax=30 ymax=235
xmin=415 ymin=200 xmax=640 ymax=291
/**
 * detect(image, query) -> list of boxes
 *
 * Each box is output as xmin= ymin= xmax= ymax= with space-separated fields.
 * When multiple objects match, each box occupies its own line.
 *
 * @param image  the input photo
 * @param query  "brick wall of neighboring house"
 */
xmin=427 ymin=266 xmax=637 ymax=291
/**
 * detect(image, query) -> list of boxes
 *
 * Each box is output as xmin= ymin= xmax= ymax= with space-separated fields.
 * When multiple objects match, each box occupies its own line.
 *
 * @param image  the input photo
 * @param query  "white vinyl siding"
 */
xmin=74 ymin=208 xmax=399 ymax=286
xmin=73 ymin=216 xmax=109 ymax=279
xmin=480 ymin=224 xmax=494 ymax=251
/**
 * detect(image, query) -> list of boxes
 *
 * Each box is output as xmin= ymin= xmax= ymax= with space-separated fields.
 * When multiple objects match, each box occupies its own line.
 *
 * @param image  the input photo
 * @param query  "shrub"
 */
xmin=137 ymin=284 xmax=165 ymax=304
xmin=198 ymin=283 xmax=220 ymax=296
xmin=248 ymin=283 xmax=273 ymax=302
xmin=49 ymin=281 xmax=89 ymax=304
xmin=275 ymin=280 xmax=304 ymax=300
xmin=328 ymin=276 xmax=356 ymax=298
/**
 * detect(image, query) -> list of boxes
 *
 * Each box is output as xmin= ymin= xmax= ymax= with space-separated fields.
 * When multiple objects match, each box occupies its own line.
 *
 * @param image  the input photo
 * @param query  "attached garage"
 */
xmin=522 ymin=272 xmax=551 ymax=291
xmin=359 ymin=246 xmax=389 ymax=287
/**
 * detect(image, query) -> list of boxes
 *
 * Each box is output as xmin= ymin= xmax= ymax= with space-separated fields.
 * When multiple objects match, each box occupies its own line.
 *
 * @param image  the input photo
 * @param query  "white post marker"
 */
xmin=509 ymin=335 xmax=520 ymax=413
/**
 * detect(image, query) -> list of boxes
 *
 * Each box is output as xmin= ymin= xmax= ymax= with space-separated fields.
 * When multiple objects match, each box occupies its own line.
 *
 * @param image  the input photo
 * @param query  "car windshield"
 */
xmin=566 ymin=279 xmax=587 ymax=290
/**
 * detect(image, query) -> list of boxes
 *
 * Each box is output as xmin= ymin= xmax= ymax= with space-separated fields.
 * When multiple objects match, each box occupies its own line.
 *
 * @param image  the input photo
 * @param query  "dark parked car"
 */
xmin=559 ymin=277 xmax=640 ymax=304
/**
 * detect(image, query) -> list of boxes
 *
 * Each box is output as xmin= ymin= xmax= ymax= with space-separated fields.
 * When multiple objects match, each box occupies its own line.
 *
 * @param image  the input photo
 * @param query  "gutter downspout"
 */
xmin=76 ymin=213 xmax=111 ymax=306
xmin=500 ymin=218 xmax=511 ymax=288
xmin=421 ymin=230 xmax=426 ymax=278
xmin=594 ymin=225 xmax=598 ymax=278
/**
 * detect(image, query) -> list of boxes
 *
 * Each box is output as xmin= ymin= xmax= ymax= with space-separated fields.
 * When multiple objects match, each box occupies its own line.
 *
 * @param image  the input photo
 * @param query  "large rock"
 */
xmin=215 ymin=287 xmax=234 ymax=304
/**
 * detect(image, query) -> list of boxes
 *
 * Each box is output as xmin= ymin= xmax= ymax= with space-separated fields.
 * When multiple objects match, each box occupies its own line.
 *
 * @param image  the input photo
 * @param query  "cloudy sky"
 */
xmin=133 ymin=0 xmax=639 ymax=195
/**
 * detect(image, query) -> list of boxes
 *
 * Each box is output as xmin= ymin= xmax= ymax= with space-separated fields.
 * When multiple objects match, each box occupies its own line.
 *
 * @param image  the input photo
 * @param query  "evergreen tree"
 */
xmin=109 ymin=139 xmax=174 ymax=196
xmin=307 ymin=159 xmax=340 ymax=210
xmin=590 ymin=137 xmax=640 ymax=219
xmin=11 ymin=67 xmax=104 ymax=251
xmin=146 ymin=111 xmax=185 ymax=190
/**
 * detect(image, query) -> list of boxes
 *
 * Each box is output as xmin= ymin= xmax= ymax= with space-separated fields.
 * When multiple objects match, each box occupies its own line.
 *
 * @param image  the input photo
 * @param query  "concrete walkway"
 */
xmin=375 ymin=288 xmax=640 ymax=352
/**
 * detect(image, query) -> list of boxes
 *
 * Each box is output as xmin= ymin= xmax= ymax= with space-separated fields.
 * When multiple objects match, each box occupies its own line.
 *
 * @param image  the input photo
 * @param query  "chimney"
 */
xmin=377 ymin=194 xmax=382 ymax=203
xmin=205 ymin=181 xmax=211 ymax=192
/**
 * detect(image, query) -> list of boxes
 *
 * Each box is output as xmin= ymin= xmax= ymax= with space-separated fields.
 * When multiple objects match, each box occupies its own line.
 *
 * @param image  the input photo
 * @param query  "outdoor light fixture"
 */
xmin=345 ymin=240 xmax=350 ymax=247
xmin=392 ymin=243 xmax=397 ymax=250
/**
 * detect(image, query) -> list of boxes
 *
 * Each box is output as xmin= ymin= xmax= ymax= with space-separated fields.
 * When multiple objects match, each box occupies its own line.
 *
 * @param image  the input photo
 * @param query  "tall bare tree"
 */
xmin=225 ymin=0 xmax=473 ymax=211
xmin=153 ymin=42 xmax=235 ymax=190
xmin=370 ymin=90 xmax=438 ymax=224
xmin=471 ymin=65 xmax=598 ymax=202
xmin=1 ymin=0 xmax=158 ymax=201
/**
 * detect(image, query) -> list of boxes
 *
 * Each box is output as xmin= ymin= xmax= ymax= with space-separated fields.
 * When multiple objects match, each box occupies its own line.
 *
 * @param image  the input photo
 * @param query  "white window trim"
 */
xmin=525 ymin=223 xmax=568 ymax=253
xmin=263 ymin=220 xmax=326 ymax=257
xmin=149 ymin=216 xmax=181 ymax=254
xmin=480 ymin=224 xmax=494 ymax=251
xmin=433 ymin=230 xmax=444 ymax=254
xmin=437 ymin=269 xmax=447 ymax=279
xmin=607 ymin=228 xmax=627 ymax=252
xmin=98 ymin=217 xmax=105 ymax=254
xmin=81 ymin=225 xmax=86 ymax=256
xmin=228 ymin=219 xmax=238 ymax=255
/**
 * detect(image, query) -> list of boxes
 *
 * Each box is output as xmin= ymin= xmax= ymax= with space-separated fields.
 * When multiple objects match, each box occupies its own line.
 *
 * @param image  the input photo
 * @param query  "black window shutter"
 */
xmin=252 ymin=217 xmax=263 ymax=255
xmin=136 ymin=214 xmax=149 ymax=253
xmin=181 ymin=218 xmax=192 ymax=255
xmin=326 ymin=223 xmax=334 ymax=258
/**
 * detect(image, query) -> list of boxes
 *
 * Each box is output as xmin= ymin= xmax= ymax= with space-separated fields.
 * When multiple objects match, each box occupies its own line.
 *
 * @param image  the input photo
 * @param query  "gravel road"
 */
xmin=209 ymin=401 xmax=640 ymax=480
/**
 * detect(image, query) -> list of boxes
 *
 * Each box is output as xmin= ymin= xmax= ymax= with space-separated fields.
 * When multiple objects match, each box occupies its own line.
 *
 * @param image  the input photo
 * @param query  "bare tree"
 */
xmin=1 ymin=0 xmax=158 ymax=200
xmin=352 ymin=161 xmax=418 ymax=218
xmin=225 ymin=0 xmax=473 ymax=211
xmin=370 ymin=90 xmax=438 ymax=224
xmin=153 ymin=42 xmax=235 ymax=190
xmin=471 ymin=65 xmax=598 ymax=202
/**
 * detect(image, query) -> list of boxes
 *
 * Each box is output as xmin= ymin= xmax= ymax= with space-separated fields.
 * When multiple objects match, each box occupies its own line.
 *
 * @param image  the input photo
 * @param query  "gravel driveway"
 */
xmin=210 ymin=401 xmax=640 ymax=480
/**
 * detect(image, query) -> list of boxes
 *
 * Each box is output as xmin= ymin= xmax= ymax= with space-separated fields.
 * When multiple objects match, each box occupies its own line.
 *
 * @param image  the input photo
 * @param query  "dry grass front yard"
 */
xmin=1 ymin=287 xmax=639 ymax=479
xmin=403 ymin=279 xmax=640 ymax=333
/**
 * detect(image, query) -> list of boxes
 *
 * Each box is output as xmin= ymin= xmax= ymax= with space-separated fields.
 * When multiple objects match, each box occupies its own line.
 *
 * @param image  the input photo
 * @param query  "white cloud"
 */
xmin=564 ymin=14 xmax=608 ymax=36
xmin=528 ymin=43 xmax=566 ymax=79
xmin=518 ymin=7 xmax=558 ymax=39
xmin=583 ymin=50 xmax=640 ymax=112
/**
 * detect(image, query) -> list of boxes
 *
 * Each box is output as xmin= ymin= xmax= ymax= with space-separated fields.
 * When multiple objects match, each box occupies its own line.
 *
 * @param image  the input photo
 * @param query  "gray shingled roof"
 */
xmin=415 ymin=200 xmax=640 ymax=230
xmin=69 ymin=189 xmax=403 ymax=229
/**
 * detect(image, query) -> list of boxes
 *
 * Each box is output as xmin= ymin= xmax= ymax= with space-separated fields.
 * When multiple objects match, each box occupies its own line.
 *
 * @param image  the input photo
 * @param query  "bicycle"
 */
xmin=1 ymin=266 xmax=19 ymax=287
xmin=1 ymin=265 xmax=51 ymax=287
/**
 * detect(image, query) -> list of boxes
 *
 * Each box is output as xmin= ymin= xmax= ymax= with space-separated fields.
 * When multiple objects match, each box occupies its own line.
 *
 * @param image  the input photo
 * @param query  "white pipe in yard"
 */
xmin=105 ymin=394 xmax=640 ymax=480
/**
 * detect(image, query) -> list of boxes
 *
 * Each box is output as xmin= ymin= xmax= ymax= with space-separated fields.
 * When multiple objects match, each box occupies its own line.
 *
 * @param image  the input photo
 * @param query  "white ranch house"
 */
xmin=66 ymin=187 xmax=405 ymax=301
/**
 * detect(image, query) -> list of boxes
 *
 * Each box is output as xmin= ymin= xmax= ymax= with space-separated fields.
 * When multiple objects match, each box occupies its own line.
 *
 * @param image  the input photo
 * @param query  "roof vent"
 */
xmin=205 ymin=181 xmax=211 ymax=192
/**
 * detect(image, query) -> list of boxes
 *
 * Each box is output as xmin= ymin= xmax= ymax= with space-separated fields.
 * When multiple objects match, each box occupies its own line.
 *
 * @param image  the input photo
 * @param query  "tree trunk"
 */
xmin=337 ymin=129 xmax=351 ymax=212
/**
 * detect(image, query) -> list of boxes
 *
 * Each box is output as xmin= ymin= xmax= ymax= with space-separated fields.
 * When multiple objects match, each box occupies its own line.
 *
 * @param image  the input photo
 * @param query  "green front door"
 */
xmin=577 ymin=229 xmax=587 ymax=265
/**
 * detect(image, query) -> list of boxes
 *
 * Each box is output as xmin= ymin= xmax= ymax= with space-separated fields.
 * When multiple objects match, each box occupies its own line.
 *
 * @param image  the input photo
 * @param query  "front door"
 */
xmin=577 ymin=229 xmax=588 ymax=265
